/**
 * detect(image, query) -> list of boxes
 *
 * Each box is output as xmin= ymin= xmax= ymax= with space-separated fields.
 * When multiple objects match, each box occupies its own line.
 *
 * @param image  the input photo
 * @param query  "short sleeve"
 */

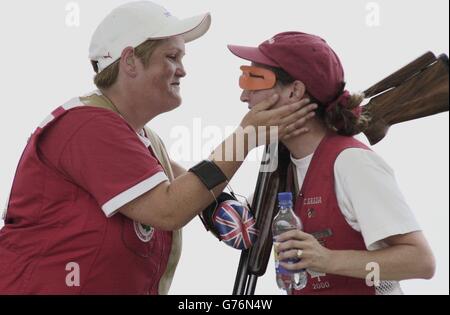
xmin=57 ymin=109 xmax=168 ymax=217
xmin=334 ymin=148 xmax=421 ymax=250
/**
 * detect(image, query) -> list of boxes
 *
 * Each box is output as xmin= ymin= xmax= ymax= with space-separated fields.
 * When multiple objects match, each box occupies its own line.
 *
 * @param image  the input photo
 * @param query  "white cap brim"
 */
xmin=153 ymin=13 xmax=211 ymax=43
xmin=90 ymin=7 xmax=211 ymax=73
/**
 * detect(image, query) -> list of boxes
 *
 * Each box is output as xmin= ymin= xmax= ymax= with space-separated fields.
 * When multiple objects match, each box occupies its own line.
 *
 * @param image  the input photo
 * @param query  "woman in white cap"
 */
xmin=0 ymin=3 xmax=316 ymax=294
xmin=229 ymin=31 xmax=436 ymax=295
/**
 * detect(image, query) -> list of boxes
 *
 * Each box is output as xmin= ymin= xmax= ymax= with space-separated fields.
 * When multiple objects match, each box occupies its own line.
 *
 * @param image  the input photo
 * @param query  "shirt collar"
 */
xmin=290 ymin=153 xmax=314 ymax=169
xmin=137 ymin=129 xmax=152 ymax=148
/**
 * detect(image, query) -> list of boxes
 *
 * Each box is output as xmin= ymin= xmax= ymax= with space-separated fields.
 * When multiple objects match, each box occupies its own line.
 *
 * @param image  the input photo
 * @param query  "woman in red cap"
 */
xmin=228 ymin=32 xmax=436 ymax=295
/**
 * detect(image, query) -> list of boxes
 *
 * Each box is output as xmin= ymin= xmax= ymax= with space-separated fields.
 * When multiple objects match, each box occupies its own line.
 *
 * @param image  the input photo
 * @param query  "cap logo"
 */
xmin=267 ymin=38 xmax=275 ymax=44
xmin=102 ymin=52 xmax=112 ymax=59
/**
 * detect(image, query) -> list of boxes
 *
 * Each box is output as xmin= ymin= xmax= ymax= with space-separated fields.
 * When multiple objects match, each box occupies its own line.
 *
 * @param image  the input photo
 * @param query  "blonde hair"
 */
xmin=91 ymin=39 xmax=163 ymax=89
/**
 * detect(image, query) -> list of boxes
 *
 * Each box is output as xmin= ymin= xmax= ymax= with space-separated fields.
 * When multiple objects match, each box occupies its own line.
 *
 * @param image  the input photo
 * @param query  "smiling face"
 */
xmin=133 ymin=36 xmax=186 ymax=114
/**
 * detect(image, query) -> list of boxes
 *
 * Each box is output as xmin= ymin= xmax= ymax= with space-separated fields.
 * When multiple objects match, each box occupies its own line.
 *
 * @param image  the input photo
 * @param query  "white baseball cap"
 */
xmin=89 ymin=1 xmax=211 ymax=73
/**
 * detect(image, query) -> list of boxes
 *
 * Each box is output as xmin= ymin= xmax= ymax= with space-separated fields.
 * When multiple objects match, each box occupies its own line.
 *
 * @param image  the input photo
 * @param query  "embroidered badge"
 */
xmin=307 ymin=269 xmax=326 ymax=281
xmin=303 ymin=196 xmax=322 ymax=205
xmin=307 ymin=208 xmax=316 ymax=218
xmin=307 ymin=269 xmax=331 ymax=290
xmin=134 ymin=221 xmax=154 ymax=242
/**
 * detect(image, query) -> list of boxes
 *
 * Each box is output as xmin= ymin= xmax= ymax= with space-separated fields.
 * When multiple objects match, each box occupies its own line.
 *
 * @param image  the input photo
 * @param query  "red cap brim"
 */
xmin=227 ymin=45 xmax=279 ymax=67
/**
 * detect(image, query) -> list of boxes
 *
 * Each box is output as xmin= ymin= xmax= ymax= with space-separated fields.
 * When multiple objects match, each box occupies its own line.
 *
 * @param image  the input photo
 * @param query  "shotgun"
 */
xmin=233 ymin=51 xmax=449 ymax=295
xmin=363 ymin=52 xmax=449 ymax=144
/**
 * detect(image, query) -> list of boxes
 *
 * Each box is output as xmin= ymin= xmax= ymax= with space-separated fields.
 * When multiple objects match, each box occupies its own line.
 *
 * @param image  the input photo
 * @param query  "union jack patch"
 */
xmin=213 ymin=200 xmax=258 ymax=250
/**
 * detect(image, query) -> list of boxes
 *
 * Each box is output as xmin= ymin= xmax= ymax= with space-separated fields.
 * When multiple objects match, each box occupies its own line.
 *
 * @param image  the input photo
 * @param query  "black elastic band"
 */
xmin=188 ymin=160 xmax=228 ymax=191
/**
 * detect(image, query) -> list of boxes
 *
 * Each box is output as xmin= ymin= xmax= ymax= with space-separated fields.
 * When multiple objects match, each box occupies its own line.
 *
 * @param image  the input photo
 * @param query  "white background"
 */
xmin=0 ymin=0 xmax=448 ymax=295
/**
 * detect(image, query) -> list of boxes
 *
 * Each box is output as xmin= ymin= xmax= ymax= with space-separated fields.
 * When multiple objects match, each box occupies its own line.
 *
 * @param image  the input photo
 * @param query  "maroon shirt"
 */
xmin=0 ymin=100 xmax=172 ymax=294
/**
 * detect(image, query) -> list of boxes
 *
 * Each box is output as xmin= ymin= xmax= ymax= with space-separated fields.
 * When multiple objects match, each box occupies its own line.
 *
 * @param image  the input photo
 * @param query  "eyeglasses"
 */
xmin=239 ymin=65 xmax=276 ymax=91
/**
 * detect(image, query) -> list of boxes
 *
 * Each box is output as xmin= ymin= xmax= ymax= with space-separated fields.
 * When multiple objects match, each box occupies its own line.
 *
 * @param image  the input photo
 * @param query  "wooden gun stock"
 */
xmin=363 ymin=52 xmax=449 ymax=145
xmin=363 ymin=52 xmax=438 ymax=98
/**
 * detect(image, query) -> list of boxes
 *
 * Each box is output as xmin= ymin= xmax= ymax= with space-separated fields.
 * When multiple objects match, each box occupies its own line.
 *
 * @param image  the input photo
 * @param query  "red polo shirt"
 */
xmin=0 ymin=101 xmax=172 ymax=294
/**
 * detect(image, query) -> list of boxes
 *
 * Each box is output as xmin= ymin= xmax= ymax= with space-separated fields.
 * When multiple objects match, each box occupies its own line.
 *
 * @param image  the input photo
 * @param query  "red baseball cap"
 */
xmin=228 ymin=32 xmax=345 ymax=105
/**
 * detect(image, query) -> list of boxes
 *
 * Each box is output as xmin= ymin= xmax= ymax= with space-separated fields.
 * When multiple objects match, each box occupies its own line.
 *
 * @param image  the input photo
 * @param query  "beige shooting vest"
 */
xmin=80 ymin=92 xmax=182 ymax=295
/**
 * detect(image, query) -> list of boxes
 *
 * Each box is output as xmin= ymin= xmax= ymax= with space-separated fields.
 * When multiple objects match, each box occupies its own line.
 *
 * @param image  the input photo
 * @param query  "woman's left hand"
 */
xmin=274 ymin=229 xmax=333 ymax=274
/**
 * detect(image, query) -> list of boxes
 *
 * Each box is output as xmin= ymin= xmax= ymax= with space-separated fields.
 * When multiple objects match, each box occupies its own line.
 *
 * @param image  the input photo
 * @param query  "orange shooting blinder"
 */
xmin=239 ymin=66 xmax=276 ymax=91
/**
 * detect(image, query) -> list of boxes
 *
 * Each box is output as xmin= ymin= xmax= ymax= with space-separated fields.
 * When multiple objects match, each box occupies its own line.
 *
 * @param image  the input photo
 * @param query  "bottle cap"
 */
xmin=278 ymin=192 xmax=293 ymax=203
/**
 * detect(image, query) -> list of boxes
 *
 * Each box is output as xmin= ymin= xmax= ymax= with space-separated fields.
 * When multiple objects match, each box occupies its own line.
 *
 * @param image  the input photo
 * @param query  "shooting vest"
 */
xmin=292 ymin=133 xmax=375 ymax=295
xmin=79 ymin=92 xmax=182 ymax=295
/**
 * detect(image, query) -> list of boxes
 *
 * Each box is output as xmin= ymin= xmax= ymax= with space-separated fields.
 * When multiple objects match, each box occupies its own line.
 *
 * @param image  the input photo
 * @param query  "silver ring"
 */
xmin=296 ymin=249 xmax=303 ymax=258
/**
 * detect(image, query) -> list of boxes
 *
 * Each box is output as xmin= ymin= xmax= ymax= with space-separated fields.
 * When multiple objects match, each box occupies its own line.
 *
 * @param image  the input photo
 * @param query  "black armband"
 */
xmin=188 ymin=160 xmax=228 ymax=190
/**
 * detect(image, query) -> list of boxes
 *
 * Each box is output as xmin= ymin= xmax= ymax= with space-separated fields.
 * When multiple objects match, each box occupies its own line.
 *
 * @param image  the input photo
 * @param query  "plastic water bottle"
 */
xmin=272 ymin=192 xmax=308 ymax=293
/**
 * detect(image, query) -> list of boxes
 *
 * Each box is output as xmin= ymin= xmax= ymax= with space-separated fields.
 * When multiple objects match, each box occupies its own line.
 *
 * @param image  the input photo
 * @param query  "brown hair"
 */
xmin=268 ymin=66 xmax=370 ymax=136
xmin=91 ymin=39 xmax=163 ymax=89
xmin=324 ymin=91 xmax=370 ymax=136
